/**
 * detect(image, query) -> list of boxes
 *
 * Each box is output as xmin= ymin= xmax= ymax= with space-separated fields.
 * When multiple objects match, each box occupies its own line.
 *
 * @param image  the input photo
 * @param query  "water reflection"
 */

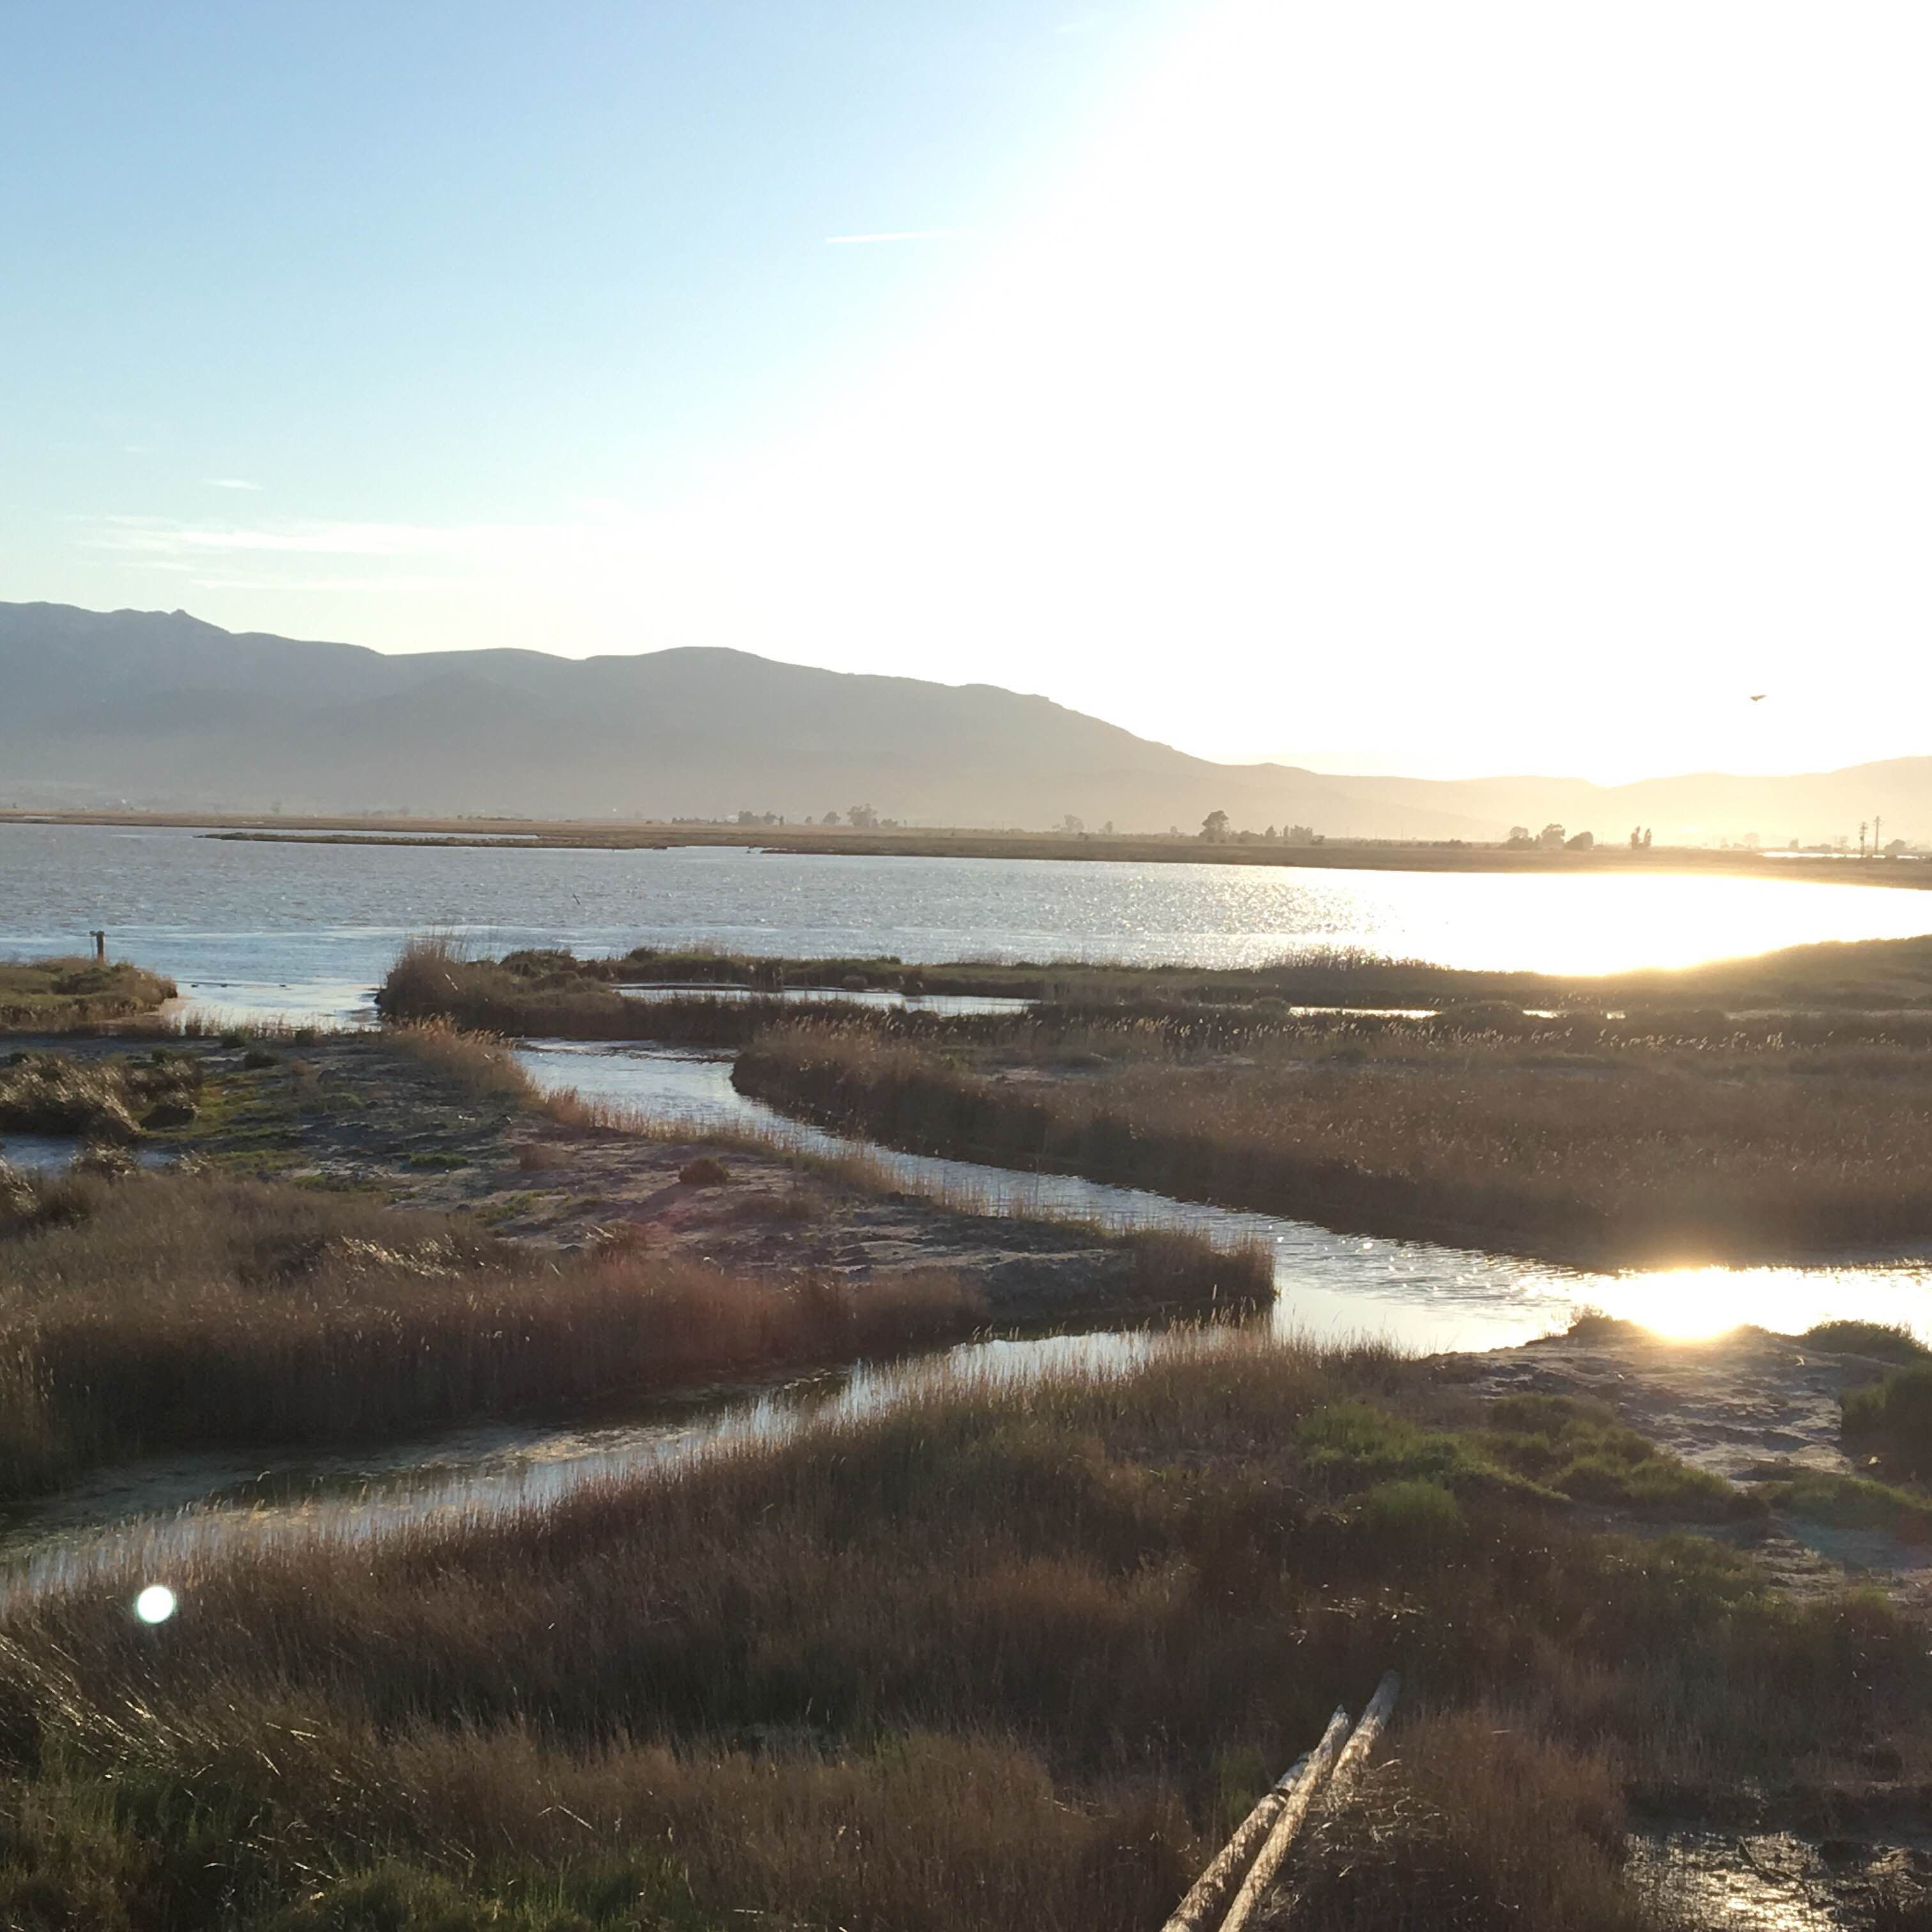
xmin=615 ymin=983 xmax=1033 ymax=1015
xmin=6 ymin=822 xmax=1931 ymax=1031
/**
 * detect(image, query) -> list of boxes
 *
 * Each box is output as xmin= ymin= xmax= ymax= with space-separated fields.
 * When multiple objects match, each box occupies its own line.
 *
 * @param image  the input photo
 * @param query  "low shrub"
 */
xmin=1804 ymin=1319 xmax=1931 ymax=1363
xmin=1843 ymin=1364 xmax=1932 ymax=1478
xmin=1763 ymin=1471 xmax=1932 ymax=1542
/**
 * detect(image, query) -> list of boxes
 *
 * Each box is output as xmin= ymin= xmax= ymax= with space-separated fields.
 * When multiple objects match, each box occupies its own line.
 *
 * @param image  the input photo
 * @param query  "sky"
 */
xmin=4 ymin=1 xmax=1931 ymax=784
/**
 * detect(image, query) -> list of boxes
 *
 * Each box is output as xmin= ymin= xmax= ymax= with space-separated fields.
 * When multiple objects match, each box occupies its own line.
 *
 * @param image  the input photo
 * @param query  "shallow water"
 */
xmin=0 ymin=1134 xmax=174 ymax=1175
xmin=6 ymin=1032 xmax=1929 ymax=1612
xmin=6 ymin=820 xmax=1932 ymax=1025
xmin=615 ymin=983 xmax=1033 ymax=1015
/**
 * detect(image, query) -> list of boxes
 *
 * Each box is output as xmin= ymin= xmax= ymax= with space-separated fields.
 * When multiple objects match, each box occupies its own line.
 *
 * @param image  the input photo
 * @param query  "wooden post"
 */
xmin=1219 ymin=1673 xmax=1400 ymax=1932
xmin=91 ymin=930 xmax=106 ymax=963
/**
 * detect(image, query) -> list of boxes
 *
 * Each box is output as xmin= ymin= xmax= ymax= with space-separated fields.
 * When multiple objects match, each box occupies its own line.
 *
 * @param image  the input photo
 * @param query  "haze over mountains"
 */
xmin=1 ymin=602 xmax=1925 ymax=845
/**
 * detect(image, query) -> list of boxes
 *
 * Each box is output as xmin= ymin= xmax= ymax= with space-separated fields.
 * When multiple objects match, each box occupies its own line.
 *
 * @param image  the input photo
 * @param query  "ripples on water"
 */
xmin=6 ymin=821 xmax=1932 ymax=1024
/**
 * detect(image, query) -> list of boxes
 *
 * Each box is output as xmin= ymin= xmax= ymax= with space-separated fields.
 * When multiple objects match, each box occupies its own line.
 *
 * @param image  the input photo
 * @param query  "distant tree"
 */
xmin=1263 ymin=825 xmax=1278 ymax=841
xmin=1284 ymin=824 xmax=1315 ymax=845
xmin=1509 ymin=825 xmax=1531 ymax=843
xmin=1565 ymin=829 xmax=1594 ymax=850
xmin=820 ymin=810 xmax=840 ymax=826
xmin=1061 ymin=813 xmax=1084 ymax=835
xmin=1539 ymin=824 xmax=1567 ymax=848
xmin=1200 ymin=810 xmax=1230 ymax=843
xmin=848 ymin=804 xmax=878 ymax=831
xmin=1101 ymin=820 xmax=1115 ymax=836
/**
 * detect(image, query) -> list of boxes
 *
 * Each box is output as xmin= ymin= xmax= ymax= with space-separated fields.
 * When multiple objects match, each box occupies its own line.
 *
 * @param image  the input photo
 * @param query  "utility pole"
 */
xmin=1874 ymin=813 xmax=1883 ymax=857
xmin=1860 ymin=820 xmax=1868 ymax=859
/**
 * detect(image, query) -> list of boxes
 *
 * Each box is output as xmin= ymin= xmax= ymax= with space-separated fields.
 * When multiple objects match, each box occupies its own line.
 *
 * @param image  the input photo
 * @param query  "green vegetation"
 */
xmin=3 ymin=1332 xmax=1921 ymax=1929
xmin=1843 ymin=1363 xmax=1932 ymax=1479
xmin=1761 ymin=1470 xmax=1932 ymax=1541
xmin=734 ymin=1012 xmax=1932 ymax=1264
xmin=1803 ymin=1318 xmax=1932 ymax=1363
xmin=0 ymin=956 xmax=176 ymax=1031
xmin=1296 ymin=1392 xmax=1758 ymax=1523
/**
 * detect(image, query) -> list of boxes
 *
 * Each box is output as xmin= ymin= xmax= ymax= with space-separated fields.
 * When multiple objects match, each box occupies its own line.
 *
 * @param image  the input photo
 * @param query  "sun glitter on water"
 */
xmin=1590 ymin=1263 xmax=1932 ymax=1344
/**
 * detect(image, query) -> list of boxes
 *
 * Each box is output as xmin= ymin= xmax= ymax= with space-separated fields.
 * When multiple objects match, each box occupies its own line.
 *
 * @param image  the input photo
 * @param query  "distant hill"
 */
xmin=1 ymin=601 xmax=1925 ymax=843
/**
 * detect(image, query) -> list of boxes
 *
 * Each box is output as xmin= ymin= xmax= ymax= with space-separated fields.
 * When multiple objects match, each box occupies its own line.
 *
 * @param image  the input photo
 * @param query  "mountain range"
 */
xmin=1 ymin=601 xmax=1924 ymax=845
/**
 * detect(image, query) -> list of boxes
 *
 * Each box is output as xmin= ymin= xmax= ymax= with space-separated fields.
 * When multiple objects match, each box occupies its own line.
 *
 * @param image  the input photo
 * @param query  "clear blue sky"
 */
xmin=7 ymin=3 xmax=1932 ymax=781
xmin=4 ymin=2 xmax=1177 ymax=543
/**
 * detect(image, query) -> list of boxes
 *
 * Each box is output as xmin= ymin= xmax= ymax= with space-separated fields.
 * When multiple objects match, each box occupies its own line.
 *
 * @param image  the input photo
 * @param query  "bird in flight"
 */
xmin=1748 ymin=693 xmax=1767 ymax=702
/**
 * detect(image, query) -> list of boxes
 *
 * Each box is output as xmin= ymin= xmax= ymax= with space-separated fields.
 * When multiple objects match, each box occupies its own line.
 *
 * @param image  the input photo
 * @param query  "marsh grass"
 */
xmin=736 ymin=1015 xmax=1932 ymax=1264
xmin=0 ymin=1168 xmax=987 ymax=1500
xmin=379 ymin=939 xmax=868 ymax=1045
xmin=0 ymin=1048 xmax=201 ymax=1142
xmin=385 ymin=931 xmax=1932 ymax=1027
xmin=0 ymin=956 xmax=176 ymax=1031
xmin=0 ymin=1333 xmax=1923 ymax=1928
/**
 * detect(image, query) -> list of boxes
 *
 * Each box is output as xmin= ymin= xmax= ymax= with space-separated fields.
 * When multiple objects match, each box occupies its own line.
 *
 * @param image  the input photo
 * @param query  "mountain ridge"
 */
xmin=1 ymin=601 xmax=1924 ymax=843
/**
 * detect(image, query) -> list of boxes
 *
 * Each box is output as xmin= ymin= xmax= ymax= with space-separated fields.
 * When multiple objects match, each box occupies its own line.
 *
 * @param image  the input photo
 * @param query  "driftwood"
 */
xmin=1188 ymin=1672 xmax=1400 ymax=1932
xmin=1157 ymin=1733 xmax=1334 ymax=1932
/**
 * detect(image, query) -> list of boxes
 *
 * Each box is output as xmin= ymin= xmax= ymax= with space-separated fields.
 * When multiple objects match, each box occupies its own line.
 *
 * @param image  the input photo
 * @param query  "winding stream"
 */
xmin=5 ymin=1040 xmax=1930 ymax=1613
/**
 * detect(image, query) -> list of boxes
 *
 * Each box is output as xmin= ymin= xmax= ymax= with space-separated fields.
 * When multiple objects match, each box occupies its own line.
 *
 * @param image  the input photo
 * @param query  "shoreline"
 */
xmin=6 ymin=806 xmax=1929 ymax=887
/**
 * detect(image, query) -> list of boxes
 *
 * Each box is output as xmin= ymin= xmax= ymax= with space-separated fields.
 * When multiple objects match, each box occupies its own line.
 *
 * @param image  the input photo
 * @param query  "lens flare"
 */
xmin=134 ymin=1584 xmax=177 ymax=1624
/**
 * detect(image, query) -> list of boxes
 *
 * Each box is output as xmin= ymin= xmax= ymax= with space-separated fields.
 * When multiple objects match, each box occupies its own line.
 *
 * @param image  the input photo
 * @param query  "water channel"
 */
xmin=7 ymin=1034 xmax=1929 ymax=1614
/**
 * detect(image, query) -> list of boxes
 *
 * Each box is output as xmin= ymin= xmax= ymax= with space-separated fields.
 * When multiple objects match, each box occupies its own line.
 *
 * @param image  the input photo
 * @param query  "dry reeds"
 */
xmin=1 ymin=1331 xmax=1926 ymax=1926
xmin=737 ymin=1016 xmax=1932 ymax=1264
xmin=0 ymin=1169 xmax=988 ymax=1500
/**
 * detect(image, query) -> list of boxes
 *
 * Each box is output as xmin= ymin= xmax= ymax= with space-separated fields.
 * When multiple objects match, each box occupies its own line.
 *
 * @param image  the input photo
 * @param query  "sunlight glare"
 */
xmin=1584 ymin=1264 xmax=1930 ymax=1345
xmin=134 ymin=1584 xmax=178 ymax=1625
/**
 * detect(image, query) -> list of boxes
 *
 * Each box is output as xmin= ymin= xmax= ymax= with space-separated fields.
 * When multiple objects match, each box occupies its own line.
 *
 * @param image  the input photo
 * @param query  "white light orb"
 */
xmin=134 ymin=1584 xmax=177 ymax=1624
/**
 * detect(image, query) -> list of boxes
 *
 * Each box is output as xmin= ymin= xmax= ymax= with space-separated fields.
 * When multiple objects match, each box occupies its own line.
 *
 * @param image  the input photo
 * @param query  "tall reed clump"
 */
xmin=2 ymin=1333 xmax=1926 ymax=1928
xmin=0 ymin=1168 xmax=988 ymax=1501
xmin=736 ymin=1016 xmax=1932 ymax=1265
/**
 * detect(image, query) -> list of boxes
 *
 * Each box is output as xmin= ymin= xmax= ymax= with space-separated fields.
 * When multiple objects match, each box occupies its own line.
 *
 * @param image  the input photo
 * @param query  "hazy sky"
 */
xmin=6 ymin=3 xmax=1930 ymax=782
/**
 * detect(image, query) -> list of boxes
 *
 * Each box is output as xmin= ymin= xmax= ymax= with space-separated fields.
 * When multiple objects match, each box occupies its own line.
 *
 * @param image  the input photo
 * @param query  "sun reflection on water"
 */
xmin=1576 ymin=1261 xmax=1932 ymax=1344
